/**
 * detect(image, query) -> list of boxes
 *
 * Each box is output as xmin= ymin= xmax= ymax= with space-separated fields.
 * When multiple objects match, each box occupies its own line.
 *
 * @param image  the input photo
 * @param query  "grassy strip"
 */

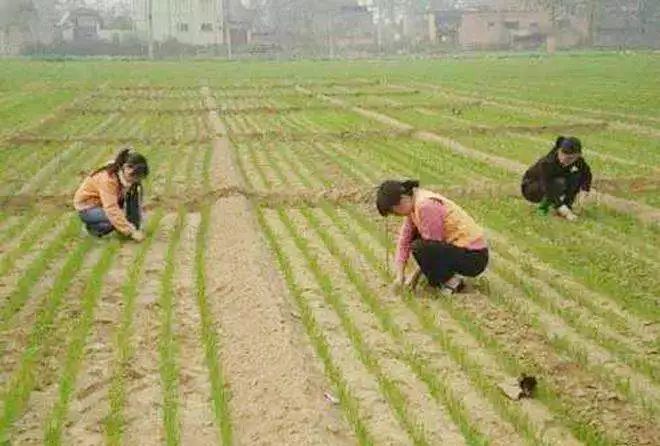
xmin=42 ymin=240 xmax=120 ymax=444
xmin=492 ymin=250 xmax=659 ymax=381
xmin=0 ymin=239 xmax=94 ymax=439
xmin=277 ymin=206 xmax=429 ymax=446
xmin=0 ymin=217 xmax=80 ymax=327
xmin=103 ymin=213 xmax=164 ymax=444
xmin=195 ymin=203 xmax=232 ymax=444
xmin=486 ymin=263 xmax=659 ymax=418
xmin=158 ymin=209 xmax=185 ymax=445
xmin=194 ymin=123 xmax=232 ymax=443
xmin=488 ymin=233 xmax=656 ymax=348
xmin=195 ymin=109 xmax=233 ymax=446
xmin=0 ymin=217 xmax=54 ymax=277
xmin=256 ymin=207 xmax=374 ymax=445
xmin=477 ymin=201 xmax=659 ymax=320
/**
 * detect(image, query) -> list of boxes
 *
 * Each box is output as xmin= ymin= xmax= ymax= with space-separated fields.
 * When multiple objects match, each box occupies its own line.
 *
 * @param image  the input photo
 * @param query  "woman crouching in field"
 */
xmin=521 ymin=136 xmax=592 ymax=221
xmin=73 ymin=148 xmax=149 ymax=242
xmin=377 ymin=180 xmax=489 ymax=294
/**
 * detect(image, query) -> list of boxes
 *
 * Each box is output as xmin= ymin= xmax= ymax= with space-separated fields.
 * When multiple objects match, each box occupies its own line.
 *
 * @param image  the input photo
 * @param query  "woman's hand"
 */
xmin=131 ymin=229 xmax=145 ymax=242
xmin=406 ymin=266 xmax=422 ymax=290
xmin=392 ymin=264 xmax=406 ymax=292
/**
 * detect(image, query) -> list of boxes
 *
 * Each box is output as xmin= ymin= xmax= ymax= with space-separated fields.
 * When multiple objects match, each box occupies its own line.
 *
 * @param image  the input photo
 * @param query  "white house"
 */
xmin=131 ymin=0 xmax=255 ymax=46
xmin=132 ymin=0 xmax=223 ymax=45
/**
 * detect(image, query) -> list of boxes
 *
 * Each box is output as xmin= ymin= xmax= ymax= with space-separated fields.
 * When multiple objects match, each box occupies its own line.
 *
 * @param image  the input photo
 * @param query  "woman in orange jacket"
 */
xmin=73 ymin=148 xmax=149 ymax=241
xmin=377 ymin=180 xmax=489 ymax=294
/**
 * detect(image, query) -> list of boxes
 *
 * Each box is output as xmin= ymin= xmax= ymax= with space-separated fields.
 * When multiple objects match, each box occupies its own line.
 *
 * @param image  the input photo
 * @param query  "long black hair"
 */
xmin=376 ymin=179 xmax=419 ymax=216
xmin=92 ymin=147 xmax=149 ymax=179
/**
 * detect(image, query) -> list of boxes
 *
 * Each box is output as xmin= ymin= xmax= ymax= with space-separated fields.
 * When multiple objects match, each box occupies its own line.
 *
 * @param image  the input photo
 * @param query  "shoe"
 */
xmin=441 ymin=275 xmax=465 ymax=295
xmin=557 ymin=204 xmax=578 ymax=221
xmin=536 ymin=199 xmax=551 ymax=216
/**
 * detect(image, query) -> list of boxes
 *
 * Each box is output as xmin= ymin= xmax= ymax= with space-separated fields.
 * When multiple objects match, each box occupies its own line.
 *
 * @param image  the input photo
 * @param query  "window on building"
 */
xmin=177 ymin=23 xmax=189 ymax=32
xmin=201 ymin=23 xmax=213 ymax=32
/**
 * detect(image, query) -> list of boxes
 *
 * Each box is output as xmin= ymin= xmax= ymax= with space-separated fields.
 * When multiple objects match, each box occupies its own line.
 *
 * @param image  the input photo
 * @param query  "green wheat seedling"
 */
xmin=0 ymin=217 xmax=81 ymax=327
xmin=194 ymin=202 xmax=232 ymax=444
xmin=0 ymin=216 xmax=56 ymax=278
xmin=157 ymin=209 xmax=185 ymax=446
xmin=278 ymin=208 xmax=429 ymax=446
xmin=194 ymin=128 xmax=232 ymax=444
xmin=103 ymin=211 xmax=165 ymax=445
xmin=152 ymin=117 xmax=207 ymax=446
xmin=42 ymin=240 xmax=120 ymax=445
xmin=492 ymin=254 xmax=659 ymax=385
xmin=480 ymin=202 xmax=659 ymax=320
xmin=256 ymin=207 xmax=374 ymax=445
xmin=489 ymin=234 xmax=655 ymax=352
xmin=0 ymin=238 xmax=94 ymax=437
xmin=486 ymin=268 xmax=659 ymax=420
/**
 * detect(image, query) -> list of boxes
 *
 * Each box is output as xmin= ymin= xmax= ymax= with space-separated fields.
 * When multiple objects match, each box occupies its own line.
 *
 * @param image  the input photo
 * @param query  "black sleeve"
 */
xmin=580 ymin=160 xmax=592 ymax=192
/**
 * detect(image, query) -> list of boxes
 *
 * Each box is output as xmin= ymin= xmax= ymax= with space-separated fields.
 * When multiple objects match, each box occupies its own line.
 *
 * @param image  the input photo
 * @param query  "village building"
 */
xmin=130 ymin=0 xmax=255 ymax=47
xmin=56 ymin=7 xmax=103 ymax=42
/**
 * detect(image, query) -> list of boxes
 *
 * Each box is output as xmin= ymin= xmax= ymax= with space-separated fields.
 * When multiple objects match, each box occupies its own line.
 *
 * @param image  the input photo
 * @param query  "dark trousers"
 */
xmin=412 ymin=239 xmax=489 ymax=287
xmin=79 ymin=207 xmax=115 ymax=237
xmin=521 ymin=176 xmax=581 ymax=208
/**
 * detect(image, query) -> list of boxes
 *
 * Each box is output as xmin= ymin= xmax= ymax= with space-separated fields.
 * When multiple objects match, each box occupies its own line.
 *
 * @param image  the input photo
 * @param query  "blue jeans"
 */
xmin=78 ymin=207 xmax=115 ymax=237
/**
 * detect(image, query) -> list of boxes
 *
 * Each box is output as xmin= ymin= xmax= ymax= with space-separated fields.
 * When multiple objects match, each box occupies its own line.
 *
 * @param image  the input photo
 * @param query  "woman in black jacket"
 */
xmin=521 ymin=136 xmax=592 ymax=221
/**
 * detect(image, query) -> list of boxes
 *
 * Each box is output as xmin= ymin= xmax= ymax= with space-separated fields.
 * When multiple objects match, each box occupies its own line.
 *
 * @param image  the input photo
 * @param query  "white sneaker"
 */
xmin=557 ymin=205 xmax=578 ymax=221
xmin=441 ymin=275 xmax=465 ymax=295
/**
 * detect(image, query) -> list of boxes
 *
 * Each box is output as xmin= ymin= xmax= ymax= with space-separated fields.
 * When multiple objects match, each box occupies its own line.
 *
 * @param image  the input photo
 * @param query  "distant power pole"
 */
xmin=167 ymin=0 xmax=173 ymax=38
xmin=148 ymin=0 xmax=154 ymax=59
xmin=327 ymin=11 xmax=335 ymax=58
xmin=222 ymin=0 xmax=232 ymax=59
xmin=376 ymin=0 xmax=383 ymax=52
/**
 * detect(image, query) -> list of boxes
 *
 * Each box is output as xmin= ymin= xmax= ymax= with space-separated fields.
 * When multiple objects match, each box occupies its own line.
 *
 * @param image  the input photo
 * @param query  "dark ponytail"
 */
xmin=400 ymin=180 xmax=419 ymax=194
xmin=91 ymin=147 xmax=149 ymax=180
xmin=376 ymin=179 xmax=420 ymax=216
xmin=547 ymin=136 xmax=565 ymax=156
